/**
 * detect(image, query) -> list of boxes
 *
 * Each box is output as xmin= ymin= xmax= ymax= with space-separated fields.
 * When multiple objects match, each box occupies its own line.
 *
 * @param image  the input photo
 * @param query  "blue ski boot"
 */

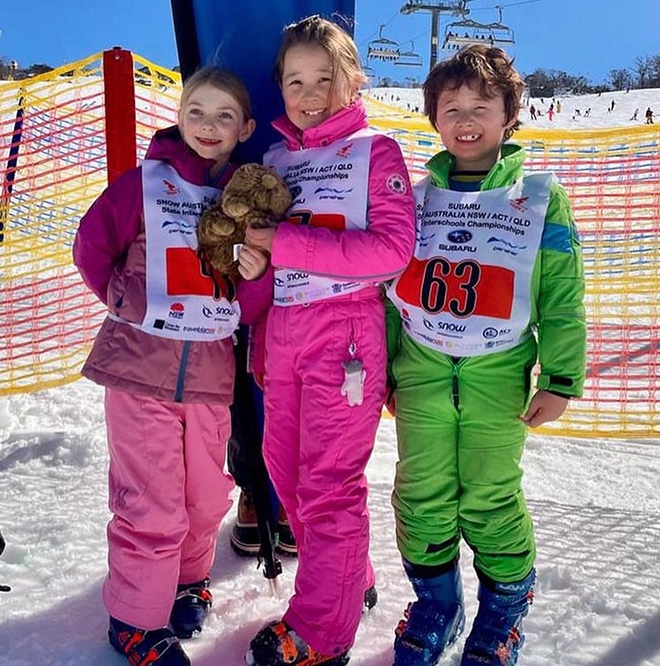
xmin=169 ymin=577 xmax=213 ymax=638
xmin=460 ymin=568 xmax=536 ymax=666
xmin=393 ymin=559 xmax=465 ymax=666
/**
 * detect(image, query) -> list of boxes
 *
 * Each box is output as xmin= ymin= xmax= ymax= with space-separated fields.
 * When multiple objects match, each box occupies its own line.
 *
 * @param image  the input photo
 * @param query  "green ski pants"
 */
xmin=391 ymin=333 xmax=537 ymax=582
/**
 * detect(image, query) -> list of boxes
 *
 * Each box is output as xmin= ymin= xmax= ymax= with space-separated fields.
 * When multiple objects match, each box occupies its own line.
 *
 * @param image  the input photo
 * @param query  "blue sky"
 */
xmin=1 ymin=0 xmax=658 ymax=84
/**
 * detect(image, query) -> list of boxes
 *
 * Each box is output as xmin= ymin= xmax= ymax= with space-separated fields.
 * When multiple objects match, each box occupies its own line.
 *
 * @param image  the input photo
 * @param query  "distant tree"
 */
xmin=26 ymin=63 xmax=54 ymax=77
xmin=633 ymin=55 xmax=652 ymax=88
xmin=648 ymin=54 xmax=660 ymax=88
xmin=609 ymin=68 xmax=633 ymax=91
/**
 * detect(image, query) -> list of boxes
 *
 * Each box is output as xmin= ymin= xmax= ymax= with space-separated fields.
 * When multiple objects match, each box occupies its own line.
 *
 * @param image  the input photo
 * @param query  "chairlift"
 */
xmin=367 ymin=25 xmax=401 ymax=62
xmin=394 ymin=41 xmax=423 ymax=67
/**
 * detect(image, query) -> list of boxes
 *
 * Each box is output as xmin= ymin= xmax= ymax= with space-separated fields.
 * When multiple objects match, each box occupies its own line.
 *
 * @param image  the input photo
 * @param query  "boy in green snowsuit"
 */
xmin=386 ymin=46 xmax=586 ymax=666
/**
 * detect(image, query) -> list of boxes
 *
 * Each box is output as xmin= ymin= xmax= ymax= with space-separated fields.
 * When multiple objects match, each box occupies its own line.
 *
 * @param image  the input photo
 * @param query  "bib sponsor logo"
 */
xmin=163 ymin=179 xmax=179 ymax=195
xmin=169 ymin=302 xmax=185 ymax=319
xmin=447 ymin=229 xmax=472 ymax=243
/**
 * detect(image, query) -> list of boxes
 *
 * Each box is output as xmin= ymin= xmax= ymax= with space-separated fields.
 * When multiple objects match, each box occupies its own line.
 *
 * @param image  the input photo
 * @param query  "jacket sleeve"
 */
xmin=237 ymin=266 xmax=273 ymax=325
xmin=270 ymin=134 xmax=416 ymax=282
xmin=535 ymin=182 xmax=587 ymax=398
xmin=72 ymin=169 xmax=143 ymax=305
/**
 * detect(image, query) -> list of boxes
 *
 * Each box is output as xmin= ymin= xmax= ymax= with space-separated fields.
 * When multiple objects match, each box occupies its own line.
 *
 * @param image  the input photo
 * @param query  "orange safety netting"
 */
xmin=1 ymin=55 xmax=658 ymax=439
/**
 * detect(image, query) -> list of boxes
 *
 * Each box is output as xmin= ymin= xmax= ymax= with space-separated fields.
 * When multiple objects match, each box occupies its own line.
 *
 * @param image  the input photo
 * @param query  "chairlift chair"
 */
xmin=395 ymin=41 xmax=423 ymax=66
xmin=367 ymin=24 xmax=401 ymax=62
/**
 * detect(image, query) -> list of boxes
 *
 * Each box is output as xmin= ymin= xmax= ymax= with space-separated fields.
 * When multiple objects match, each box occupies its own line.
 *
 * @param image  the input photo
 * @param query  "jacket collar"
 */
xmin=271 ymin=98 xmax=369 ymax=150
xmin=426 ymin=142 xmax=526 ymax=190
xmin=145 ymin=125 xmax=236 ymax=188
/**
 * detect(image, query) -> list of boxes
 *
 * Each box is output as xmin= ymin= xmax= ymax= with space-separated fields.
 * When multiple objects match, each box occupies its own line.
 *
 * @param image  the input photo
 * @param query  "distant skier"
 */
xmin=645 ymin=107 xmax=654 ymax=124
xmin=630 ymin=108 xmax=639 ymax=121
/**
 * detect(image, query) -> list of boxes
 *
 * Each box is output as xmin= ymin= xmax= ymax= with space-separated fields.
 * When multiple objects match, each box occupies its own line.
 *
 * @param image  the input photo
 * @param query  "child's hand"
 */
xmin=245 ymin=225 xmax=276 ymax=254
xmin=520 ymin=390 xmax=569 ymax=428
xmin=238 ymin=244 xmax=269 ymax=280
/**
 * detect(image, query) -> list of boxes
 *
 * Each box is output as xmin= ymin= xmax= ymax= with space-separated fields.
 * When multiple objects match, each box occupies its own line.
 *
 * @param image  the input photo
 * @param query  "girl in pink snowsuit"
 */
xmin=74 ymin=68 xmax=269 ymax=666
xmin=244 ymin=15 xmax=416 ymax=666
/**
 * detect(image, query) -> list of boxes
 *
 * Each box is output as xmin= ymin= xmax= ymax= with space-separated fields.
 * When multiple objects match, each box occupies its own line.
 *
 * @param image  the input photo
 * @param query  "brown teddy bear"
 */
xmin=197 ymin=163 xmax=291 ymax=276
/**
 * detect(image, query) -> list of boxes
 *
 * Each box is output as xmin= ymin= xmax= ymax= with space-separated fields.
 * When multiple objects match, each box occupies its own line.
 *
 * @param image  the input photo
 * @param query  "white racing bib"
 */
xmin=388 ymin=173 xmax=553 ymax=356
xmin=133 ymin=160 xmax=241 ymax=341
xmin=265 ymin=131 xmax=375 ymax=306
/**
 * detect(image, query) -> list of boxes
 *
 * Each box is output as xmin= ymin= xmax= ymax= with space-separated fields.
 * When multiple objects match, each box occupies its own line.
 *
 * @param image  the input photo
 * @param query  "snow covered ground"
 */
xmin=1 ymin=85 xmax=660 ymax=665
xmin=1 ymin=379 xmax=659 ymax=666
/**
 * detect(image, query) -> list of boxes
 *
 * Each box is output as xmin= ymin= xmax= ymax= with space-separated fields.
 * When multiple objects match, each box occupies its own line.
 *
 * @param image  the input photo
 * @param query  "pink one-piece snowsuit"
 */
xmin=259 ymin=100 xmax=416 ymax=655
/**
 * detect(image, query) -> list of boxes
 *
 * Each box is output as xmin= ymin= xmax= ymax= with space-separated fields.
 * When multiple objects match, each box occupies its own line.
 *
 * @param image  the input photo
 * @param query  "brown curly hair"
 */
xmin=423 ymin=45 xmax=525 ymax=142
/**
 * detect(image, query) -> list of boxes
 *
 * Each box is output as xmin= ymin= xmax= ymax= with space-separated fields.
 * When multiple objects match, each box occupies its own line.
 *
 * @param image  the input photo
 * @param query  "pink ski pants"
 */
xmin=102 ymin=387 xmax=233 ymax=629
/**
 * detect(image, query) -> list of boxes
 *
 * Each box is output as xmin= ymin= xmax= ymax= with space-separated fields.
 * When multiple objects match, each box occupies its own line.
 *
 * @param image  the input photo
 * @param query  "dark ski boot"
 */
xmin=109 ymin=617 xmax=191 ymax=665
xmin=460 ymin=568 xmax=536 ymax=666
xmin=394 ymin=559 xmax=465 ymax=666
xmin=170 ymin=577 xmax=213 ymax=638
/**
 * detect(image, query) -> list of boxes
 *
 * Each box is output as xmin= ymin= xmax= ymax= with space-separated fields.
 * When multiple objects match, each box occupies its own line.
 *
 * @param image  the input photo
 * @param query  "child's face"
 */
xmin=280 ymin=44 xmax=352 ymax=131
xmin=433 ymin=82 xmax=516 ymax=172
xmin=179 ymin=83 xmax=255 ymax=165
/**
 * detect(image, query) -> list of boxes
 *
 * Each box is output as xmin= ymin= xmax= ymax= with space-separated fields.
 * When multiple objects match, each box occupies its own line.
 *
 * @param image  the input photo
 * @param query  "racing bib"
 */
xmin=265 ymin=131 xmax=374 ymax=306
xmin=133 ymin=160 xmax=241 ymax=341
xmin=387 ymin=173 xmax=553 ymax=356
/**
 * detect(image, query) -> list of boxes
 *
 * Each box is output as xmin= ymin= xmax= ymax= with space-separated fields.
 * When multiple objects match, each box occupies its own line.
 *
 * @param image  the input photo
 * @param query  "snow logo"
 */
xmin=162 ymin=179 xmax=179 ymax=195
xmin=509 ymin=195 xmax=529 ymax=212
xmin=417 ymin=230 xmax=435 ymax=248
xmin=314 ymin=186 xmax=353 ymax=201
xmin=162 ymin=219 xmax=195 ymax=235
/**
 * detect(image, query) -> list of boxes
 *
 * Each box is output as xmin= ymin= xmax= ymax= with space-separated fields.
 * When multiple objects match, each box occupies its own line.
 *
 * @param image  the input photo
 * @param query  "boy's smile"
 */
xmin=434 ymin=82 xmax=517 ymax=172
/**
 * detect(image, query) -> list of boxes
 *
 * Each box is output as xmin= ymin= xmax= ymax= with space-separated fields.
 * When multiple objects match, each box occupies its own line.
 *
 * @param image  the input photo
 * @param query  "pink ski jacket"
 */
xmin=73 ymin=125 xmax=270 ymax=404
xmin=268 ymin=98 xmax=415 ymax=287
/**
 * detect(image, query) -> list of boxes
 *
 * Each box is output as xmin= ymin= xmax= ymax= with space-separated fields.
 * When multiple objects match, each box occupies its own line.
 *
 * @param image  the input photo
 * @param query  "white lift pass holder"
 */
xmin=341 ymin=358 xmax=365 ymax=406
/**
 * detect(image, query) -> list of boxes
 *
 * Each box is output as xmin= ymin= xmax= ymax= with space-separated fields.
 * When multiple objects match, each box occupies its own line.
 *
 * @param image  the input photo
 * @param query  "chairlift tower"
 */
xmin=400 ymin=0 xmax=470 ymax=70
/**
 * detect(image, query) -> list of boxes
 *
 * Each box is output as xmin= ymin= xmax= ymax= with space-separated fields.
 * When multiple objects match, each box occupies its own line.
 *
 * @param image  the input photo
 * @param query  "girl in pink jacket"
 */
xmin=245 ymin=16 xmax=416 ymax=666
xmin=73 ymin=67 xmax=269 ymax=666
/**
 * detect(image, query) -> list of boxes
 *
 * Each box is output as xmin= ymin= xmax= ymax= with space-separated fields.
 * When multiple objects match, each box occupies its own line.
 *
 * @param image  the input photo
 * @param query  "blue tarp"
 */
xmin=188 ymin=0 xmax=355 ymax=160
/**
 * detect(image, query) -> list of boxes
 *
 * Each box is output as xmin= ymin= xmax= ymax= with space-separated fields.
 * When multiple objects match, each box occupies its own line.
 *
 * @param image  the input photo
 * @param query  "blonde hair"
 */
xmin=274 ymin=15 xmax=366 ymax=106
xmin=423 ymin=45 xmax=525 ymax=141
xmin=180 ymin=67 xmax=252 ymax=122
